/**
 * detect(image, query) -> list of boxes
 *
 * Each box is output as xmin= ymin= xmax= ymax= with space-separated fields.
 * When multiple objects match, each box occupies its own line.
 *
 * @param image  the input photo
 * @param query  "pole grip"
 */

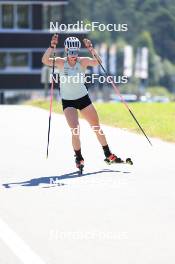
xmin=83 ymin=38 xmax=102 ymax=64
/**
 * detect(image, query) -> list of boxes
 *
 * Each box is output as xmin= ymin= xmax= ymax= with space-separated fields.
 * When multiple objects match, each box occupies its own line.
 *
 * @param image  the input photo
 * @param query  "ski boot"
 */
xmin=104 ymin=154 xmax=133 ymax=165
xmin=75 ymin=155 xmax=84 ymax=175
xmin=104 ymin=154 xmax=124 ymax=165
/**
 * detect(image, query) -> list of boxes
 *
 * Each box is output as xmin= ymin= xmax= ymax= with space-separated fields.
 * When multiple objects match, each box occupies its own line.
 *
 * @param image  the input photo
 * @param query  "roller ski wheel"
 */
xmin=75 ymin=156 xmax=84 ymax=175
xmin=104 ymin=154 xmax=133 ymax=165
xmin=77 ymin=161 xmax=84 ymax=175
xmin=125 ymin=158 xmax=133 ymax=165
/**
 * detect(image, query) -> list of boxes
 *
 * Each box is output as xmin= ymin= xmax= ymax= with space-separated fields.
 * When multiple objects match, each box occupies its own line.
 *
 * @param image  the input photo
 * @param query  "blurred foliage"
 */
xmin=120 ymin=81 xmax=140 ymax=94
xmin=134 ymin=31 xmax=161 ymax=86
xmin=160 ymin=60 xmax=175 ymax=92
xmin=146 ymin=86 xmax=173 ymax=98
xmin=64 ymin=0 xmax=175 ymax=91
xmin=65 ymin=0 xmax=175 ymax=61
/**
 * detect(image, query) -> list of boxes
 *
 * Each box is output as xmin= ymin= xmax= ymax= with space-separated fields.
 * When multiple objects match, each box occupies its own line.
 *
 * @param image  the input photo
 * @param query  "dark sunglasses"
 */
xmin=67 ymin=50 xmax=79 ymax=56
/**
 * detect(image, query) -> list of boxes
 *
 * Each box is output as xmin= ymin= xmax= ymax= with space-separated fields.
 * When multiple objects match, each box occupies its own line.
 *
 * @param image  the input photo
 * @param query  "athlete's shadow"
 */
xmin=2 ymin=168 xmax=130 ymax=189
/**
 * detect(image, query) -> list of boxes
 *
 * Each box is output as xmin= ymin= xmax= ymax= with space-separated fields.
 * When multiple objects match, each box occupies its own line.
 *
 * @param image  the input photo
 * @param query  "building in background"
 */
xmin=0 ymin=0 xmax=87 ymax=99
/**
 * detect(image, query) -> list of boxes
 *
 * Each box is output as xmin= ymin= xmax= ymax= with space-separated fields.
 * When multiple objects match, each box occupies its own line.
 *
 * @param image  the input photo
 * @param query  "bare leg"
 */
xmin=80 ymin=104 xmax=124 ymax=163
xmin=80 ymin=104 xmax=108 ymax=146
xmin=64 ymin=107 xmax=80 ymax=150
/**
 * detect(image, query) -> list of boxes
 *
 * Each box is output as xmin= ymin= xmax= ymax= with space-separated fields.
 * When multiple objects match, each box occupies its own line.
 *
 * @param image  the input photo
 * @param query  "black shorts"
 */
xmin=62 ymin=94 xmax=92 ymax=111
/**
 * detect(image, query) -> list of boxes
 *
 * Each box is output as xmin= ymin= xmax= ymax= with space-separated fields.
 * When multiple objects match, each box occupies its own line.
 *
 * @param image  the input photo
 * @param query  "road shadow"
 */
xmin=2 ymin=168 xmax=131 ymax=189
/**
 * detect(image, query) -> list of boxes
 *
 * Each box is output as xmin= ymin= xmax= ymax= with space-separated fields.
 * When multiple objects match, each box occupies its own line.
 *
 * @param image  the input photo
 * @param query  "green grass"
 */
xmin=94 ymin=102 xmax=175 ymax=142
xmin=26 ymin=100 xmax=175 ymax=142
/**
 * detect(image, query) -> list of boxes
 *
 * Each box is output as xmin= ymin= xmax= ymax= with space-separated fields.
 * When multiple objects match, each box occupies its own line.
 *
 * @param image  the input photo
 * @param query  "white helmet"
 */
xmin=64 ymin=37 xmax=81 ymax=50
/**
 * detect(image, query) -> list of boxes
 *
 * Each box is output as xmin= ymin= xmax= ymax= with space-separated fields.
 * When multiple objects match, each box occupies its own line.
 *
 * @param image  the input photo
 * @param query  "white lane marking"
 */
xmin=0 ymin=217 xmax=46 ymax=264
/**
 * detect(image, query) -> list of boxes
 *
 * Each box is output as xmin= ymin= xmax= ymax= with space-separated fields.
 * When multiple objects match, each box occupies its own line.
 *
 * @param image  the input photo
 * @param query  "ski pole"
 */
xmin=46 ymin=35 xmax=57 ymax=159
xmin=83 ymin=39 xmax=152 ymax=146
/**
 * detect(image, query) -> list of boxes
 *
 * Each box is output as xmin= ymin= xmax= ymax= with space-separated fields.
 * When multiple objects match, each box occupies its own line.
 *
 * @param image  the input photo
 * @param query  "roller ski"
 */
xmin=104 ymin=154 xmax=133 ymax=165
xmin=75 ymin=155 xmax=84 ymax=175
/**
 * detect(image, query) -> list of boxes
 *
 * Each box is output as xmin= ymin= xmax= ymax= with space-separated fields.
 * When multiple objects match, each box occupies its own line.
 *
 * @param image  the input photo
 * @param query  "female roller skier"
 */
xmin=42 ymin=35 xmax=125 ymax=172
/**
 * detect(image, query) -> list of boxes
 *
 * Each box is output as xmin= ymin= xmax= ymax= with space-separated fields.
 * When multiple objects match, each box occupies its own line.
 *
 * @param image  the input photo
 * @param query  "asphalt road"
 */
xmin=0 ymin=105 xmax=175 ymax=264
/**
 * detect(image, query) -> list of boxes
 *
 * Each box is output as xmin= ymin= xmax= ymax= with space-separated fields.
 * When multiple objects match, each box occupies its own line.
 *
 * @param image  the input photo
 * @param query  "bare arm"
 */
xmin=41 ymin=47 xmax=64 ymax=68
xmin=41 ymin=34 xmax=64 ymax=68
xmin=80 ymin=38 xmax=101 ymax=68
xmin=80 ymin=56 xmax=99 ymax=68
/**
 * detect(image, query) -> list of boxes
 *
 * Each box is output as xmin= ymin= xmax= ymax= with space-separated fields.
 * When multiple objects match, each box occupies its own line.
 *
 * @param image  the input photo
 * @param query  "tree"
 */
xmin=134 ymin=31 xmax=163 ymax=85
xmin=150 ymin=9 xmax=175 ymax=62
xmin=160 ymin=59 xmax=175 ymax=91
